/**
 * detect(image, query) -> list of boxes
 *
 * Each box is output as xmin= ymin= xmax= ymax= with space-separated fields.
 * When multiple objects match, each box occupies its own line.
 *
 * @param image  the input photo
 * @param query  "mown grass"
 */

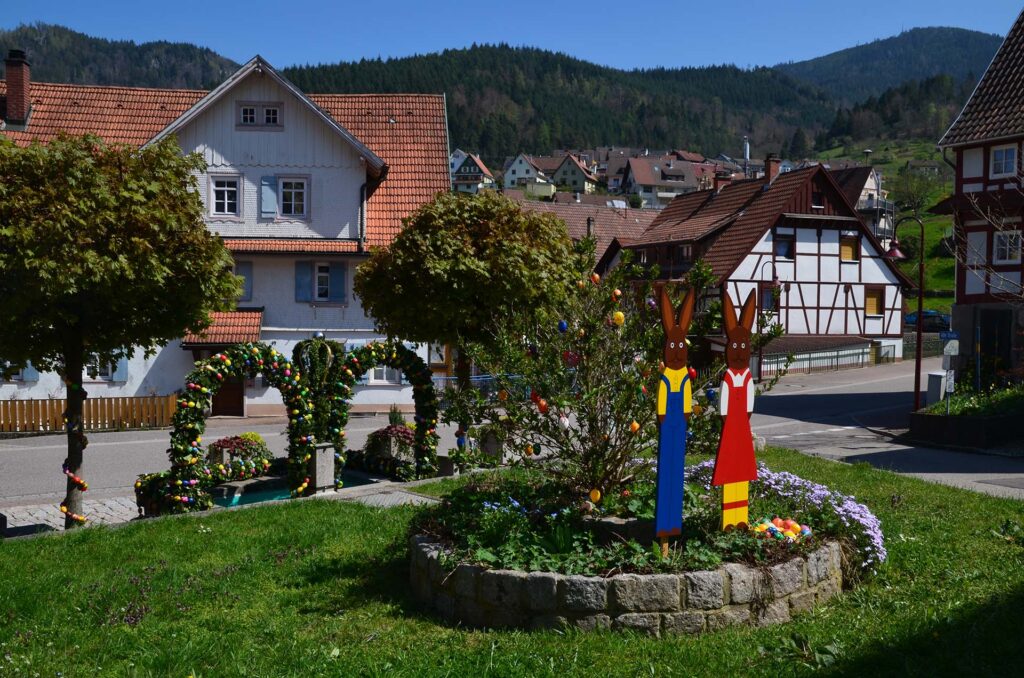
xmin=1 ymin=448 xmax=1023 ymax=677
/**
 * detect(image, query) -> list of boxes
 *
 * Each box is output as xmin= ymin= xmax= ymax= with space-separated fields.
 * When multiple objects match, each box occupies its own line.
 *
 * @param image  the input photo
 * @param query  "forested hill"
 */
xmin=776 ymin=27 xmax=1001 ymax=104
xmin=0 ymin=23 xmax=238 ymax=89
xmin=283 ymin=45 xmax=833 ymax=162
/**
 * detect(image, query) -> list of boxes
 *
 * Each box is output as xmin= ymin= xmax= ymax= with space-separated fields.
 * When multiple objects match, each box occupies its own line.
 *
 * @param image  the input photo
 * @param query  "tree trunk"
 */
xmin=62 ymin=345 xmax=87 ymax=529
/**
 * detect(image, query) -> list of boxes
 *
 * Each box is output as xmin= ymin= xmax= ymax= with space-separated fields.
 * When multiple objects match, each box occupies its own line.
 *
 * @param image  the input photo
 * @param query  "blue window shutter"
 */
xmin=295 ymin=261 xmax=313 ymax=302
xmin=260 ymin=176 xmax=278 ymax=218
xmin=236 ymin=261 xmax=253 ymax=301
xmin=22 ymin=362 xmax=39 ymax=382
xmin=112 ymin=358 xmax=129 ymax=383
xmin=328 ymin=262 xmax=346 ymax=303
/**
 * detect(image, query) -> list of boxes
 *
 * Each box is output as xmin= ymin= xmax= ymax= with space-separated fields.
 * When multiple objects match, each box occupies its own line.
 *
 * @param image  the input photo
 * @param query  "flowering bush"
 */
xmin=686 ymin=460 xmax=887 ymax=576
xmin=208 ymin=433 xmax=272 ymax=463
xmin=346 ymin=424 xmax=419 ymax=481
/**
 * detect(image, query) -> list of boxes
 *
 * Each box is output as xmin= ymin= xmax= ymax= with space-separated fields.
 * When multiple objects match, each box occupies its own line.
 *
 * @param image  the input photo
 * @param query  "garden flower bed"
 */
xmin=409 ymin=459 xmax=885 ymax=633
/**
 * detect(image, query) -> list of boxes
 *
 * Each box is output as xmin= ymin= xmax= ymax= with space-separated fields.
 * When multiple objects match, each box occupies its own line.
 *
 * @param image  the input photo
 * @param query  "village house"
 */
xmin=0 ymin=51 xmax=450 ymax=414
xmin=603 ymin=157 xmax=911 ymax=373
xmin=550 ymin=153 xmax=599 ymax=193
xmin=831 ymin=166 xmax=895 ymax=244
xmin=451 ymin=152 xmax=495 ymax=194
xmin=620 ymin=156 xmax=702 ymax=209
xmin=937 ymin=9 xmax=1024 ymax=376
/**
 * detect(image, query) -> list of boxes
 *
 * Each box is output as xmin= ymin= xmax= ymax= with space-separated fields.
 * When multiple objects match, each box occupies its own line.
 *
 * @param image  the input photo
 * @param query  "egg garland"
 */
xmin=752 ymin=516 xmax=813 ymax=543
xmin=58 ymin=415 xmax=90 ymax=524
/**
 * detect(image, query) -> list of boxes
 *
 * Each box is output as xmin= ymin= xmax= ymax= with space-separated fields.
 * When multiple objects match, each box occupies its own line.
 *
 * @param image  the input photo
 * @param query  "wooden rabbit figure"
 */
xmin=655 ymin=285 xmax=695 ymax=555
xmin=713 ymin=290 xmax=759 ymax=530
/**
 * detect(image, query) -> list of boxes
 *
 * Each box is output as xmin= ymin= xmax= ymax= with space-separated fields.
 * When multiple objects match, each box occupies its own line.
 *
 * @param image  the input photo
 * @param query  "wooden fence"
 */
xmin=0 ymin=395 xmax=177 ymax=433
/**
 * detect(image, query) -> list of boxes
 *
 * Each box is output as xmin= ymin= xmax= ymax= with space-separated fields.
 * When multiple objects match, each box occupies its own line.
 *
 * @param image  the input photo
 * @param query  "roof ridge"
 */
xmin=0 ymin=79 xmax=208 ymax=94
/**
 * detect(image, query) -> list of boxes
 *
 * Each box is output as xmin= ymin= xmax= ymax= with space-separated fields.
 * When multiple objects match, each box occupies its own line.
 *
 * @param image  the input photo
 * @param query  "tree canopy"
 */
xmin=0 ymin=133 xmax=241 ymax=526
xmin=353 ymin=191 xmax=575 ymax=357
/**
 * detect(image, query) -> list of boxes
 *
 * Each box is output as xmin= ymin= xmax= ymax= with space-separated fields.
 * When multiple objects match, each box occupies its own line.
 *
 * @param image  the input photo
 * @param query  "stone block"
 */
xmin=707 ymin=605 xmax=751 ymax=630
xmin=572 ymin=614 xmax=611 ymax=631
xmin=434 ymin=592 xmax=455 ymax=621
xmin=451 ymin=564 xmax=482 ymax=599
xmin=455 ymin=597 xmax=487 ymax=628
xmin=529 ymin=614 xmax=568 ymax=630
xmin=309 ymin=445 xmax=335 ymax=492
xmin=806 ymin=546 xmax=832 ymax=585
xmin=486 ymin=605 xmax=526 ymax=629
xmin=560 ymin=576 xmax=608 ymax=612
xmin=754 ymin=599 xmax=791 ymax=627
xmin=663 ymin=611 xmax=706 ymax=635
xmin=789 ymin=590 xmax=816 ymax=614
xmin=723 ymin=563 xmax=761 ymax=605
xmin=613 ymin=613 xmax=661 ymax=637
xmin=610 ymin=574 xmax=679 ymax=612
xmin=479 ymin=570 xmax=525 ymax=609
xmin=684 ymin=570 xmax=724 ymax=610
xmin=815 ymin=576 xmax=841 ymax=604
xmin=525 ymin=572 xmax=560 ymax=612
xmin=769 ymin=558 xmax=806 ymax=598
xmin=828 ymin=541 xmax=843 ymax=571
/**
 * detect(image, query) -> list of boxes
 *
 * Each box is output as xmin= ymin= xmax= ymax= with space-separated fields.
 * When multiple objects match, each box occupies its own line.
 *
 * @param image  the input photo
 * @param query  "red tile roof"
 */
xmin=0 ymin=82 xmax=449 ymax=248
xmin=560 ymin=154 xmax=598 ymax=182
xmin=182 ymin=310 xmax=263 ymax=346
xmin=940 ymin=10 xmax=1024 ymax=147
xmin=510 ymin=199 xmax=658 ymax=259
xmin=223 ymin=238 xmax=359 ymax=254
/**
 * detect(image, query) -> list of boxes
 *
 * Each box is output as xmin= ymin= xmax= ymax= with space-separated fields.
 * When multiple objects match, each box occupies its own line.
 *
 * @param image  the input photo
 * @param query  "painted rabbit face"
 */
xmin=660 ymin=286 xmax=695 ymax=370
xmin=723 ymin=290 xmax=757 ymax=372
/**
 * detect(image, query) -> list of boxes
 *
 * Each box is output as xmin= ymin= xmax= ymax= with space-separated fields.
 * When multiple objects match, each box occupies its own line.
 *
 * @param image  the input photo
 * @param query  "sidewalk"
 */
xmin=0 ymin=473 xmax=439 ymax=539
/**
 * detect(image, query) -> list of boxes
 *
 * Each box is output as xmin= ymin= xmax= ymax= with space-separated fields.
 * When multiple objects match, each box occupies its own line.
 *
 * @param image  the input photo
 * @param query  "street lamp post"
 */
xmin=756 ymin=261 xmax=782 ymax=382
xmin=884 ymin=215 xmax=925 ymax=411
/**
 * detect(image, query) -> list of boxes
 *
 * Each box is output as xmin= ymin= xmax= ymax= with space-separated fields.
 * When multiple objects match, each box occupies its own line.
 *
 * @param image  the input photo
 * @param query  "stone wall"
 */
xmin=409 ymin=536 xmax=843 ymax=636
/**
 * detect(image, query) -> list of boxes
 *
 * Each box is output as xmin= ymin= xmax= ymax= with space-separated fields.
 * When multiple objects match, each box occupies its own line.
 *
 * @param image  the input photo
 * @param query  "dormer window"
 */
xmin=237 ymin=102 xmax=283 ymax=130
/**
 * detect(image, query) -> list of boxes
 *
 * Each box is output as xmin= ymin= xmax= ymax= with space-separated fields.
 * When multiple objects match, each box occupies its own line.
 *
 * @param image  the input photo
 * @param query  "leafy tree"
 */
xmin=353 ymin=191 xmax=575 ymax=389
xmin=0 ymin=134 xmax=240 ymax=527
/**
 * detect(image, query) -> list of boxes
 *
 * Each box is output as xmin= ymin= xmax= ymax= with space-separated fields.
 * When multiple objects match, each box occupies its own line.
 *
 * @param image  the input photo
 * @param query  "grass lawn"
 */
xmin=2 ymin=448 xmax=1023 ymax=677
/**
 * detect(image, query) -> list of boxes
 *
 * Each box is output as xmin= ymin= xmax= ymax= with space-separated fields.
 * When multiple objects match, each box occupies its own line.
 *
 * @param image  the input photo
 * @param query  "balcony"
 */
xmin=856 ymin=197 xmax=895 ymax=213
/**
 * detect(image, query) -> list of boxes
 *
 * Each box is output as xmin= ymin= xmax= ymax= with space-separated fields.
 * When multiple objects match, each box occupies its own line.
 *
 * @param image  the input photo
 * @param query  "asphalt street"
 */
xmin=3 ymin=356 xmax=1023 ymax=507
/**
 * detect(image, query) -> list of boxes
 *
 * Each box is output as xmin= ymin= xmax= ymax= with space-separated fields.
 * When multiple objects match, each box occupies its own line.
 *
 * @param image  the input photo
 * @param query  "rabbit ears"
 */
xmin=722 ymin=289 xmax=757 ymax=334
xmin=659 ymin=285 xmax=695 ymax=333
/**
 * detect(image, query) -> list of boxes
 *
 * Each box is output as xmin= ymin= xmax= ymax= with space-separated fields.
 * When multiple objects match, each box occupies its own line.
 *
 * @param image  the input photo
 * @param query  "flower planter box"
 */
xmin=908 ymin=412 xmax=1020 ymax=449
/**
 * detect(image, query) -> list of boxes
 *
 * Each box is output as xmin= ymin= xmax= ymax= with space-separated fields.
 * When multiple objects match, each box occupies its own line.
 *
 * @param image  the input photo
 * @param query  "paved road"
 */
xmin=3 ymin=356 xmax=1023 ymax=511
xmin=0 ymin=415 xmax=459 ymax=509
xmin=753 ymin=356 xmax=1024 ymax=500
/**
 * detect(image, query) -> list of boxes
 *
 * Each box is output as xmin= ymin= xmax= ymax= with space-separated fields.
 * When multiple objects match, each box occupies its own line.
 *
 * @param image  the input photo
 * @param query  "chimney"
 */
xmin=713 ymin=170 xmax=732 ymax=193
xmin=766 ymin=153 xmax=782 ymax=184
xmin=586 ymin=217 xmax=594 ymax=238
xmin=574 ymin=192 xmax=581 ymax=203
xmin=4 ymin=49 xmax=31 ymax=125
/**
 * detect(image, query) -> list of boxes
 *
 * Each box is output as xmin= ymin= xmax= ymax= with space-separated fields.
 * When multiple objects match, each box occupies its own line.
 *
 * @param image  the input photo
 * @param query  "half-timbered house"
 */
xmin=605 ymin=157 xmax=910 ymax=370
xmin=937 ymin=9 xmax=1024 ymax=375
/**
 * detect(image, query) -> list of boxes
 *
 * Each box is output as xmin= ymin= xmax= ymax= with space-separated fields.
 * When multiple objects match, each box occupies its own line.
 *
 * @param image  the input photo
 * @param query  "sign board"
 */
xmin=940 ymin=331 xmax=960 ymax=341
xmin=943 ymin=340 xmax=960 ymax=356
xmin=946 ymin=369 xmax=955 ymax=393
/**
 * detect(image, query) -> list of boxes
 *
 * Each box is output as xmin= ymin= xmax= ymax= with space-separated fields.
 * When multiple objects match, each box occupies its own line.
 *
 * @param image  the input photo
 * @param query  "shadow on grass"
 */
xmin=831 ymin=584 xmax=1024 ymax=676
xmin=295 ymin=534 xmax=434 ymax=622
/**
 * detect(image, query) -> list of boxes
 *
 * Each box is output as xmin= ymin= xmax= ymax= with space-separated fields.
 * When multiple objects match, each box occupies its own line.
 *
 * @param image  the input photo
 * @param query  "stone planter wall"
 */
xmin=909 ymin=412 xmax=1019 ymax=449
xmin=409 ymin=536 xmax=843 ymax=636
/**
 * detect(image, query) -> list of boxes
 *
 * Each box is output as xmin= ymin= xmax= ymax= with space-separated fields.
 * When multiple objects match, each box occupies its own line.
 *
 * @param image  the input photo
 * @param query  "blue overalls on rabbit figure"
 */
xmin=655 ymin=367 xmax=691 ymax=537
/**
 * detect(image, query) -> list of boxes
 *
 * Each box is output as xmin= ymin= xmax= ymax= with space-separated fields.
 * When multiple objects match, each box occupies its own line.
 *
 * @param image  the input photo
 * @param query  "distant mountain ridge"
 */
xmin=0 ymin=23 xmax=238 ymax=89
xmin=775 ymin=27 xmax=1002 ymax=103
xmin=0 ymin=22 xmax=1005 ymax=161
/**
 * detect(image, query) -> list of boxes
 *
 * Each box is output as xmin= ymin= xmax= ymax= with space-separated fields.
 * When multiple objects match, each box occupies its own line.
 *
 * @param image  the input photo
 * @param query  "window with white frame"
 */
xmin=280 ymin=179 xmax=307 ymax=217
xmin=315 ymin=263 xmax=331 ymax=301
xmin=995 ymin=231 xmax=1023 ymax=263
xmin=240 ymin=106 xmax=256 ymax=125
xmin=211 ymin=177 xmax=240 ymax=216
xmin=371 ymin=365 xmax=402 ymax=384
xmin=991 ymin=145 xmax=1018 ymax=177
xmin=264 ymin=107 xmax=279 ymax=126
xmin=1 ymin=361 xmax=23 ymax=381
xmin=85 ymin=354 xmax=113 ymax=380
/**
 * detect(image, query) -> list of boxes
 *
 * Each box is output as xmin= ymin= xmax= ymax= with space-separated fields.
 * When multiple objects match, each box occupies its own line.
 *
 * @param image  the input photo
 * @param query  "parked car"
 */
xmin=904 ymin=310 xmax=951 ymax=331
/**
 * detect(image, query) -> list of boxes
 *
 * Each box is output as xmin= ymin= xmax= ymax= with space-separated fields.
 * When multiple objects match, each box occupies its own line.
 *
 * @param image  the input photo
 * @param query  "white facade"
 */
xmin=1 ymin=65 xmax=430 ymax=412
xmin=724 ymin=223 xmax=905 ymax=359
xmin=503 ymin=153 xmax=548 ymax=188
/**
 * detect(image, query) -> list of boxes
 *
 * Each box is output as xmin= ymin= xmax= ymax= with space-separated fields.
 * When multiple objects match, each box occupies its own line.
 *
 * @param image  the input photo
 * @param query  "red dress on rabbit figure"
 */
xmin=712 ymin=367 xmax=758 ymax=486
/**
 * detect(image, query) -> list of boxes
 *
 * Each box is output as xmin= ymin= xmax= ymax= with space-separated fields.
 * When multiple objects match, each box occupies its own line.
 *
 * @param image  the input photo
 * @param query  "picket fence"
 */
xmin=0 ymin=395 xmax=177 ymax=433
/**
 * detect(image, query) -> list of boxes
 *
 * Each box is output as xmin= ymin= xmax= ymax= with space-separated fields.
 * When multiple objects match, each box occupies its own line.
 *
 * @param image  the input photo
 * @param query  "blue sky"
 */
xmin=3 ymin=0 xmax=1022 ymax=70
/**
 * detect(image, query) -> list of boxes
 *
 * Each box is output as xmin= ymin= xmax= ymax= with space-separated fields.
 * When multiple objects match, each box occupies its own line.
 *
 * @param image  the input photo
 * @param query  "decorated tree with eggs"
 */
xmin=0 ymin=134 xmax=240 ymax=527
xmin=467 ymin=240 xmax=666 ymax=495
